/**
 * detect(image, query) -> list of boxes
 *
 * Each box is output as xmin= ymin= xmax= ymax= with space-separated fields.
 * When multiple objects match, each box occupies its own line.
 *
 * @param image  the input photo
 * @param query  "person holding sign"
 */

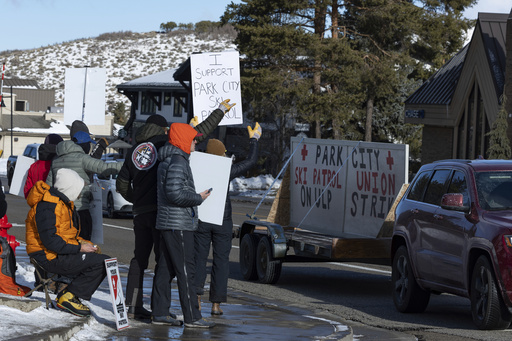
xmin=195 ymin=122 xmax=262 ymax=316
xmin=152 ymin=123 xmax=214 ymax=328
xmin=26 ymin=169 xmax=110 ymax=317
xmin=117 ymin=99 xmax=235 ymax=320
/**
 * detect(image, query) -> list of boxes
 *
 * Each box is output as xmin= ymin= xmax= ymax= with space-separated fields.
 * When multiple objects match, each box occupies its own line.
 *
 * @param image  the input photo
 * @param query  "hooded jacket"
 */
xmin=25 ymin=181 xmax=84 ymax=263
xmin=23 ymin=144 xmax=59 ymax=199
xmin=156 ymin=123 xmax=204 ymax=231
xmin=46 ymin=140 xmax=122 ymax=211
xmin=116 ymin=108 xmax=225 ymax=215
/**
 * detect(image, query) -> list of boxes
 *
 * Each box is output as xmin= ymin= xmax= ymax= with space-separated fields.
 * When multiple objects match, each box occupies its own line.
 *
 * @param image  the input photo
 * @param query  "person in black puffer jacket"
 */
xmin=116 ymin=100 xmax=235 ymax=320
xmin=151 ymin=122 xmax=215 ymax=328
xmin=194 ymin=122 xmax=261 ymax=316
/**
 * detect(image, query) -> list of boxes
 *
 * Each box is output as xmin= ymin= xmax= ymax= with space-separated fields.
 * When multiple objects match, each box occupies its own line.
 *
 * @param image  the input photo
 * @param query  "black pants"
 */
xmin=42 ymin=252 xmax=110 ymax=300
xmin=78 ymin=209 xmax=92 ymax=241
xmin=152 ymin=230 xmax=201 ymax=324
xmin=194 ymin=218 xmax=233 ymax=303
xmin=125 ymin=211 xmax=161 ymax=307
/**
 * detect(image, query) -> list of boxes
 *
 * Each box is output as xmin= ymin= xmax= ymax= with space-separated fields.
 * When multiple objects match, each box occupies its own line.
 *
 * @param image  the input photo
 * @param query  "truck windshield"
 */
xmin=475 ymin=171 xmax=512 ymax=210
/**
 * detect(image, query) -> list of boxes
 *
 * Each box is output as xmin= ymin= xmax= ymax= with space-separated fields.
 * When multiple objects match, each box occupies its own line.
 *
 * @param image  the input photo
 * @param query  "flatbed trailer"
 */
xmin=237 ymin=137 xmax=408 ymax=284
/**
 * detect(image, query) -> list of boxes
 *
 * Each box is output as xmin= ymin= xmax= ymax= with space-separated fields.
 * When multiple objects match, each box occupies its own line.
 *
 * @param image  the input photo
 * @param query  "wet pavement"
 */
xmin=6 ymin=245 xmax=416 ymax=341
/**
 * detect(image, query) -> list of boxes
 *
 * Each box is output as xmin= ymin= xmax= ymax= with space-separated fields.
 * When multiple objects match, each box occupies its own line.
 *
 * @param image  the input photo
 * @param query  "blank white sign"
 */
xmin=190 ymin=151 xmax=232 ymax=225
xmin=64 ymin=67 xmax=106 ymax=126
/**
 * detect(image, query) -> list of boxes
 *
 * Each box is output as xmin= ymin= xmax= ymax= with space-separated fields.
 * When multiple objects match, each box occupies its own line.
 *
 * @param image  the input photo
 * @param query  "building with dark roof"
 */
xmin=116 ymin=68 xmax=189 ymax=139
xmin=404 ymin=11 xmax=512 ymax=164
xmin=2 ymin=78 xmax=55 ymax=112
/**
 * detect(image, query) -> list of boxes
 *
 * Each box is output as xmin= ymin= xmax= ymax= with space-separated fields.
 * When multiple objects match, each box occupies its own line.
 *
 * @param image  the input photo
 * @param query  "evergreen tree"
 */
xmin=112 ymin=102 xmax=127 ymax=125
xmin=223 ymin=0 xmax=475 ymax=145
xmin=487 ymin=95 xmax=511 ymax=159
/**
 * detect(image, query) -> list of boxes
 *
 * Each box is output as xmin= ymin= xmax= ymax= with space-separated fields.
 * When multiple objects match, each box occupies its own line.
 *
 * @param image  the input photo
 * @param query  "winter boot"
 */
xmin=56 ymin=290 xmax=91 ymax=317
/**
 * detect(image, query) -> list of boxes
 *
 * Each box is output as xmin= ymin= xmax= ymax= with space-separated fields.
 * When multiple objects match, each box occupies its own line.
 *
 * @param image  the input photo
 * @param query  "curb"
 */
xmin=8 ymin=318 xmax=91 ymax=341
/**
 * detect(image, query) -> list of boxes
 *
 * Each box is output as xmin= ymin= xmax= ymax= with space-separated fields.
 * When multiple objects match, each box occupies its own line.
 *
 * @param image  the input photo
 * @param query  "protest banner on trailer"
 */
xmin=190 ymin=151 xmax=231 ymax=225
xmin=190 ymin=50 xmax=243 ymax=126
xmin=105 ymin=258 xmax=129 ymax=331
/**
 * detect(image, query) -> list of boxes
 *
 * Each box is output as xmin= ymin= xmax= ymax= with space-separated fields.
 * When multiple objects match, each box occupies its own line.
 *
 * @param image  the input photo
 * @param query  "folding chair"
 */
xmin=23 ymin=258 xmax=72 ymax=309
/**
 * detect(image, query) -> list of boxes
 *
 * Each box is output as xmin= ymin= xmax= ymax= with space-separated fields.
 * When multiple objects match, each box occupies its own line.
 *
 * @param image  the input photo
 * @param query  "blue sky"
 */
xmin=2 ymin=0 xmax=510 ymax=52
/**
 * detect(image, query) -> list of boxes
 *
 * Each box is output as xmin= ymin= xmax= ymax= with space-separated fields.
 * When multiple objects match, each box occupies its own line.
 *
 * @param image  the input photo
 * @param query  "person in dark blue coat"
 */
xmin=194 ymin=122 xmax=261 ymax=315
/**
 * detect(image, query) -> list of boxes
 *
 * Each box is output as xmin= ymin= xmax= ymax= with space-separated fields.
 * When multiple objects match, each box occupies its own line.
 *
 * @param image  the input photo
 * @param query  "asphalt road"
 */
xmin=4 ymin=178 xmax=512 ymax=340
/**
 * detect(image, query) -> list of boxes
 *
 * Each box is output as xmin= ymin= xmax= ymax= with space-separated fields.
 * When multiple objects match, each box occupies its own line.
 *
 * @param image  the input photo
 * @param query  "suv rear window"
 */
xmin=475 ymin=171 xmax=512 ymax=210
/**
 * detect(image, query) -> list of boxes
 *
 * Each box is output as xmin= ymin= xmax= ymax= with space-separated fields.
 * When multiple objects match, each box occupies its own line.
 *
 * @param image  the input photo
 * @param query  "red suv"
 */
xmin=392 ymin=159 xmax=512 ymax=330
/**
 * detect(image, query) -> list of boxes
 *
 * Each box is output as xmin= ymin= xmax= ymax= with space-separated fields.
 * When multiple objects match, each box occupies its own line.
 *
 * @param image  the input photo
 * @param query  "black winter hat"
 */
xmin=146 ymin=114 xmax=168 ymax=128
xmin=70 ymin=120 xmax=90 ymax=138
xmin=44 ymin=133 xmax=63 ymax=145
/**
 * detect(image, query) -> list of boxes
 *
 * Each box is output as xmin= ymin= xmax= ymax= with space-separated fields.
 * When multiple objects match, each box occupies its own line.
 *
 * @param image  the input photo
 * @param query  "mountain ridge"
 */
xmin=0 ymin=30 xmax=237 ymax=116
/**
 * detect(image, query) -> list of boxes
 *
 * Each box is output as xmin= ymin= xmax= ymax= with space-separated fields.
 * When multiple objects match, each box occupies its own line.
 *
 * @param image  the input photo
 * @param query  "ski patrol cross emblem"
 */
xmin=132 ymin=142 xmax=157 ymax=170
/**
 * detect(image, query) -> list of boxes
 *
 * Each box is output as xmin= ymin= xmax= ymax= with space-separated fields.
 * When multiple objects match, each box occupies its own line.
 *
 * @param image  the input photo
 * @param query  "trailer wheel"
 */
xmin=256 ymin=236 xmax=282 ymax=284
xmin=240 ymin=233 xmax=259 ymax=281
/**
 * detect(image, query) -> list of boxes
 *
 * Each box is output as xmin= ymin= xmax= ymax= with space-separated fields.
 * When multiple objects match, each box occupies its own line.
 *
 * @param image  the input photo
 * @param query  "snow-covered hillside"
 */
xmin=0 ymin=30 xmax=237 ymax=112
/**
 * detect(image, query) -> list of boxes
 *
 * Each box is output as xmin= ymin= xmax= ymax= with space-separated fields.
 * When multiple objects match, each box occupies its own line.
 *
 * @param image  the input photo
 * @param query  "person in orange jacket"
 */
xmin=26 ymin=168 xmax=110 ymax=317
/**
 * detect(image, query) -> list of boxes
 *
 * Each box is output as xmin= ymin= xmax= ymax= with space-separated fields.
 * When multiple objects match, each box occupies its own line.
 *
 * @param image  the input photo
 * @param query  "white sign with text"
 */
xmin=190 ymin=51 xmax=243 ymax=126
xmin=290 ymin=137 xmax=409 ymax=238
xmin=105 ymin=258 xmax=129 ymax=331
xmin=190 ymin=151 xmax=231 ymax=225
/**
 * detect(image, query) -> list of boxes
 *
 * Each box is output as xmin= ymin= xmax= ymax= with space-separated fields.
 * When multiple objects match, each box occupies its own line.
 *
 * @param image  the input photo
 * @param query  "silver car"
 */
xmin=93 ymin=162 xmax=132 ymax=218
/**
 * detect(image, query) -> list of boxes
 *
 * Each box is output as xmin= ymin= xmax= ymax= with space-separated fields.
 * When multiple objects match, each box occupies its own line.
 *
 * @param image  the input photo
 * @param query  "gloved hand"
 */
xmin=247 ymin=122 xmax=262 ymax=140
xmin=218 ymin=99 xmax=236 ymax=114
xmin=97 ymin=137 xmax=109 ymax=148
xmin=189 ymin=116 xmax=199 ymax=127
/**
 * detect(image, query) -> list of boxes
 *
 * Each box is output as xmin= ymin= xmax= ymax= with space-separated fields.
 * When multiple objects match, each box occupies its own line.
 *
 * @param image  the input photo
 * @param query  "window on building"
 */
xmin=173 ymin=94 xmax=186 ymax=117
xmin=164 ymin=92 xmax=172 ymax=106
xmin=141 ymin=92 xmax=160 ymax=115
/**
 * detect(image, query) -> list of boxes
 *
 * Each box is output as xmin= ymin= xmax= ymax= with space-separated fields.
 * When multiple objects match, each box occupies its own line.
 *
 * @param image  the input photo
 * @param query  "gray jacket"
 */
xmin=46 ymin=140 xmax=122 ymax=211
xmin=156 ymin=143 xmax=203 ymax=231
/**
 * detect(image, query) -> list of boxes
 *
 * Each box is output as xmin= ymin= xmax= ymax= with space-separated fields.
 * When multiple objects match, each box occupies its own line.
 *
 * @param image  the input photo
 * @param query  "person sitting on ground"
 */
xmin=24 ymin=133 xmax=64 ymax=199
xmin=25 ymin=168 xmax=110 ymax=317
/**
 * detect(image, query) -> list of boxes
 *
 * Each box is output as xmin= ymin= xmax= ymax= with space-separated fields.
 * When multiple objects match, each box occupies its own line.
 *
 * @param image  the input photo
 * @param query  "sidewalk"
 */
xmin=1 ymin=245 xmax=416 ymax=341
xmin=0 ymin=244 xmax=353 ymax=341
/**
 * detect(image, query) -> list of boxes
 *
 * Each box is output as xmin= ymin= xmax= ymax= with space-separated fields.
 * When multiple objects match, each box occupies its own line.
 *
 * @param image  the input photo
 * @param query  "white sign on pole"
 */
xmin=10 ymin=155 xmax=35 ymax=197
xmin=289 ymin=137 xmax=409 ymax=238
xmin=190 ymin=51 xmax=243 ymax=126
xmin=89 ymin=180 xmax=104 ymax=245
xmin=190 ymin=151 xmax=231 ymax=225
xmin=105 ymin=258 xmax=129 ymax=331
xmin=64 ymin=67 xmax=106 ymax=126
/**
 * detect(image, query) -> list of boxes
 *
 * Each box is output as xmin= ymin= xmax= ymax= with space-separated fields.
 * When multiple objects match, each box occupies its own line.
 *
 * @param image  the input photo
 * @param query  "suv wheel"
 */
xmin=392 ymin=245 xmax=430 ymax=313
xmin=470 ymin=256 xmax=512 ymax=330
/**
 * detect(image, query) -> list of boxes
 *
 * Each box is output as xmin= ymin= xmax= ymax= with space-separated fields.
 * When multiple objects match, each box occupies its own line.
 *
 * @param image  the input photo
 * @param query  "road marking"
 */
xmin=13 ymin=222 xmax=133 ymax=232
xmin=327 ymin=262 xmax=391 ymax=274
xmin=103 ymin=223 xmax=133 ymax=231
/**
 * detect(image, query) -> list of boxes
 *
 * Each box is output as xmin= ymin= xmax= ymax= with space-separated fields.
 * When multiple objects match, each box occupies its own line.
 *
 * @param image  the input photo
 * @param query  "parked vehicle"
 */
xmin=392 ymin=159 xmax=512 ymax=330
xmin=7 ymin=143 xmax=40 ymax=186
xmin=93 ymin=162 xmax=132 ymax=218
xmin=236 ymin=137 xmax=409 ymax=284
